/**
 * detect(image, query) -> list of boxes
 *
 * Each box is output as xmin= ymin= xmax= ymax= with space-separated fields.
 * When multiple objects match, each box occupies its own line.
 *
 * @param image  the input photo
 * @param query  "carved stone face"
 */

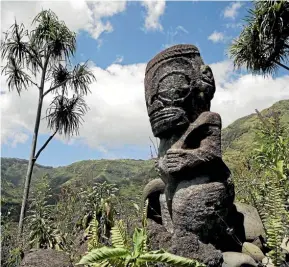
xmin=145 ymin=54 xmax=215 ymax=137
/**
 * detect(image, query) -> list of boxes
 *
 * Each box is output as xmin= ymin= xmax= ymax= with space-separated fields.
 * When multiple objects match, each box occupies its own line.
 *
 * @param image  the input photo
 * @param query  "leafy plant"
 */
xmin=233 ymin=110 xmax=289 ymax=265
xmin=1 ymin=204 xmax=23 ymax=267
xmin=26 ymin=175 xmax=65 ymax=250
xmin=78 ymin=220 xmax=204 ymax=267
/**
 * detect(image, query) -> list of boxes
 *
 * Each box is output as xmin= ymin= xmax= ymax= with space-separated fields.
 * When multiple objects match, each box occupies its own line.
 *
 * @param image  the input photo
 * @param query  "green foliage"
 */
xmin=1 ymin=157 xmax=157 ymax=221
xmin=78 ymin=200 xmax=203 ymax=267
xmin=251 ymin=111 xmax=289 ymax=265
xmin=223 ymin=99 xmax=289 ymax=170
xmin=4 ymin=248 xmax=23 ymax=267
xmin=78 ymin=219 xmax=204 ymax=267
xmin=85 ymin=211 xmax=100 ymax=251
xmin=1 ymin=204 xmax=23 ymax=267
xmin=26 ymin=175 xmax=65 ymax=250
xmin=232 ymin=110 xmax=289 ymax=265
xmin=229 ymin=0 xmax=289 ymax=75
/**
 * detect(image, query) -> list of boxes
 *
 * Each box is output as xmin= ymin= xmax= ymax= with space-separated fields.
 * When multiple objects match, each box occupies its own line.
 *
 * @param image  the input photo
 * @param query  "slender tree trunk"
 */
xmin=18 ymin=91 xmax=44 ymax=236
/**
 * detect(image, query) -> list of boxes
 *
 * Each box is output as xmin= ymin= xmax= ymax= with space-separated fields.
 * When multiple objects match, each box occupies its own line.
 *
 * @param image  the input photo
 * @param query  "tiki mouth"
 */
xmin=149 ymin=108 xmax=184 ymax=125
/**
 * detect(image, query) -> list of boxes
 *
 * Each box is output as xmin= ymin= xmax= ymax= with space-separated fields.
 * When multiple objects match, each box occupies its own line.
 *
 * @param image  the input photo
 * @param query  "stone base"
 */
xmin=147 ymin=219 xmax=223 ymax=267
xmin=172 ymin=179 xmax=235 ymax=245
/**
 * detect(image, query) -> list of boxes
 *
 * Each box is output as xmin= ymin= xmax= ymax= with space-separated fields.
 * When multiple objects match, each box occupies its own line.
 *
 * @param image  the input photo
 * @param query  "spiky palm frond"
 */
xmin=1 ymin=21 xmax=28 ymax=63
xmin=45 ymin=94 xmax=88 ymax=136
xmin=50 ymin=64 xmax=71 ymax=94
xmin=69 ymin=62 xmax=96 ymax=95
xmin=31 ymin=9 xmax=76 ymax=63
xmin=1 ymin=56 xmax=31 ymax=95
xmin=229 ymin=0 xmax=289 ymax=75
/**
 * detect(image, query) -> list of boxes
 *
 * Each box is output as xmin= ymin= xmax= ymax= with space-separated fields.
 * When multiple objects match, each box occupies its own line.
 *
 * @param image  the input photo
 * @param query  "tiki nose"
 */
xmin=148 ymin=99 xmax=164 ymax=117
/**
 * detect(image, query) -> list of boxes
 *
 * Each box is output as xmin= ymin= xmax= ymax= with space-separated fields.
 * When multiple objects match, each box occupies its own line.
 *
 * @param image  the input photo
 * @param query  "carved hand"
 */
xmin=166 ymin=148 xmax=189 ymax=173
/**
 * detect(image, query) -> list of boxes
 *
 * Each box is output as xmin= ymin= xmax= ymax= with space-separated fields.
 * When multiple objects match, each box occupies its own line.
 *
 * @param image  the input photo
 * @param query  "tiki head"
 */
xmin=144 ymin=44 xmax=216 ymax=137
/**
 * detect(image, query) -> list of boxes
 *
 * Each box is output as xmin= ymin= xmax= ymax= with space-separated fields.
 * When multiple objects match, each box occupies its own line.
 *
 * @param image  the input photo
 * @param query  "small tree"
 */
xmin=0 ymin=9 xmax=96 ymax=236
xmin=229 ymin=0 xmax=289 ymax=75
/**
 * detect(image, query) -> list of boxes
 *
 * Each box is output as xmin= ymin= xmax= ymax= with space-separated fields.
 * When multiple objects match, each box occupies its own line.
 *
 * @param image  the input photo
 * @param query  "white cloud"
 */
xmin=210 ymin=61 xmax=289 ymax=127
xmin=1 ymin=59 xmax=289 ymax=151
xmin=87 ymin=1 xmax=127 ymax=40
xmin=1 ymin=1 xmax=127 ymax=41
xmin=1 ymin=62 xmax=152 ymax=150
xmin=208 ymin=31 xmax=225 ymax=43
xmin=223 ymin=2 xmax=242 ymax=20
xmin=141 ymin=0 xmax=166 ymax=31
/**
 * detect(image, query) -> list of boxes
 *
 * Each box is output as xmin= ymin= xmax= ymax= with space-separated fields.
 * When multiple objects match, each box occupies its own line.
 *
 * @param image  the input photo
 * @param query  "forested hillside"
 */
xmin=2 ymin=99 xmax=289 ymax=216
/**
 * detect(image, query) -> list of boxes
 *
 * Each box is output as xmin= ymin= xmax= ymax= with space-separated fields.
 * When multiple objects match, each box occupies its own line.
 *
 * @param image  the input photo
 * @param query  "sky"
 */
xmin=1 ymin=0 xmax=289 ymax=167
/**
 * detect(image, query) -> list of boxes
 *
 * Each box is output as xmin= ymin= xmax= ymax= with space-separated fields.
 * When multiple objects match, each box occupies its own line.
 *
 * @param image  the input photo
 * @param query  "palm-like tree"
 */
xmin=229 ymin=0 xmax=289 ymax=75
xmin=0 ymin=10 xmax=96 ymax=235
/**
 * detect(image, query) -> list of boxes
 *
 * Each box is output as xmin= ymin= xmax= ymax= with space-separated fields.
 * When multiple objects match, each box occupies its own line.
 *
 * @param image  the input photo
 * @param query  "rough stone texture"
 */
xmin=172 ymin=179 xmax=234 ymax=245
xmin=143 ymin=44 xmax=235 ymax=266
xmin=222 ymin=252 xmax=258 ymax=267
xmin=159 ymin=193 xmax=173 ymax=233
xmin=234 ymin=203 xmax=266 ymax=244
xmin=169 ymin=230 xmax=223 ymax=267
xmin=20 ymin=249 xmax=73 ymax=267
xmin=147 ymin=219 xmax=172 ymax=251
xmin=242 ymin=242 xmax=265 ymax=262
xmin=143 ymin=178 xmax=165 ymax=224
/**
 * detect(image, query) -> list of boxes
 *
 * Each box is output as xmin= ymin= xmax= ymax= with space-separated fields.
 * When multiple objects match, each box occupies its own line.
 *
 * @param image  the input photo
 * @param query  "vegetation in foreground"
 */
xmin=2 ymin=101 xmax=289 ymax=267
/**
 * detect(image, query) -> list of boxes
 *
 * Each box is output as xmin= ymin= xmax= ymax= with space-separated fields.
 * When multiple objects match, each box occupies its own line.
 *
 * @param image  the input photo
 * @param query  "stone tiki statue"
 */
xmin=143 ymin=44 xmax=235 ymax=266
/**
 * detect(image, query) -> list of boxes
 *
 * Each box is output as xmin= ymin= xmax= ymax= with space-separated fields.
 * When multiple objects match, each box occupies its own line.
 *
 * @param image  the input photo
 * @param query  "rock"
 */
xmin=222 ymin=252 xmax=258 ymax=267
xmin=172 ymin=179 xmax=234 ymax=245
xmin=143 ymin=179 xmax=165 ymax=201
xmin=143 ymin=44 xmax=235 ymax=266
xmin=242 ymin=242 xmax=265 ymax=262
xmin=147 ymin=219 xmax=172 ymax=251
xmin=169 ymin=230 xmax=223 ymax=267
xmin=234 ymin=202 xmax=265 ymax=243
xmin=20 ymin=249 xmax=73 ymax=267
xmin=159 ymin=193 xmax=173 ymax=233
xmin=143 ymin=179 xmax=165 ymax=224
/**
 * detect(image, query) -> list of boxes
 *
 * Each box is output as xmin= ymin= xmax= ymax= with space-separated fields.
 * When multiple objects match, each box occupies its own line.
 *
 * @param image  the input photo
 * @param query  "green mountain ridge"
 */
xmin=2 ymin=99 xmax=289 ymax=216
xmin=222 ymin=99 xmax=289 ymax=166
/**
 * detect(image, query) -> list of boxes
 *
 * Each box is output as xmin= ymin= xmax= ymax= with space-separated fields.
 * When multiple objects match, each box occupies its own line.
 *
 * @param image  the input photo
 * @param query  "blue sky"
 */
xmin=1 ymin=1 xmax=289 ymax=167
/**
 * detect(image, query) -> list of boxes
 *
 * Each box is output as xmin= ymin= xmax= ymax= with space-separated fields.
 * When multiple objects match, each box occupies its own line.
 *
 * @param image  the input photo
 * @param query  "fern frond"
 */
xmin=77 ymin=247 xmax=129 ymax=265
xmin=111 ymin=220 xmax=127 ymax=249
xmin=86 ymin=214 xmax=99 ymax=251
xmin=139 ymin=250 xmax=205 ymax=267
